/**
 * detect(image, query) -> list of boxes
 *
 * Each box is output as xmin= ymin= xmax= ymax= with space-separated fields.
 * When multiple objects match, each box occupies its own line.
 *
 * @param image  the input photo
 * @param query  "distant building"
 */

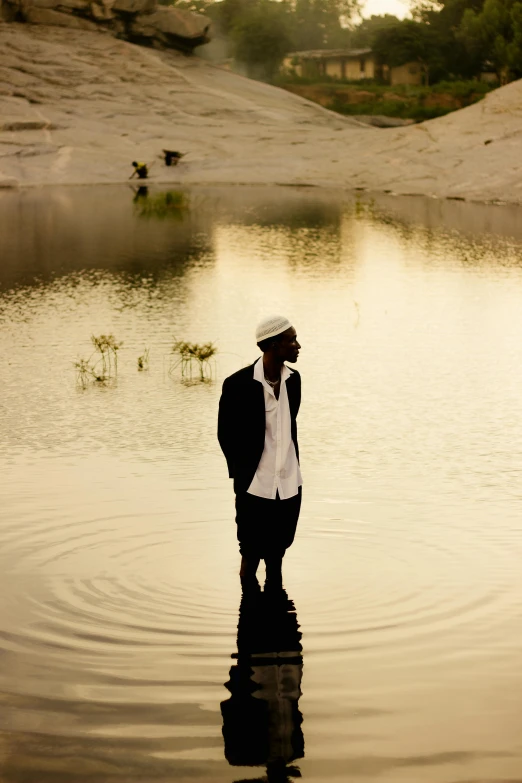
xmin=282 ymin=49 xmax=426 ymax=86
xmin=382 ymin=62 xmax=427 ymax=86
xmin=283 ymin=48 xmax=377 ymax=81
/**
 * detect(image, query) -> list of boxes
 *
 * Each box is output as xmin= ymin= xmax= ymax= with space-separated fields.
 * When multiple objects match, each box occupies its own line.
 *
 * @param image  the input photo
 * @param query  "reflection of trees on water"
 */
xmin=0 ymin=186 xmax=214 ymax=293
xmin=369 ymin=193 xmax=522 ymax=245
xmin=221 ymin=588 xmax=304 ymax=783
xmin=352 ymin=194 xmax=522 ymax=271
xmin=133 ymin=189 xmax=189 ymax=222
xmin=2 ymin=185 xmax=521 ymax=294
xmin=235 ymin=201 xmax=341 ymax=232
xmin=229 ymin=198 xmax=345 ymax=270
xmin=0 ymin=186 xmax=350 ymax=295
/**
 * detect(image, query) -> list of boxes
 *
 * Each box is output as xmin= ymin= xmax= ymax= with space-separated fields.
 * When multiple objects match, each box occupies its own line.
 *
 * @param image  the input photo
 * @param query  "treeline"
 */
xmin=171 ymin=0 xmax=359 ymax=78
xmin=172 ymin=0 xmax=522 ymax=84
xmin=355 ymin=3 xmax=522 ymax=84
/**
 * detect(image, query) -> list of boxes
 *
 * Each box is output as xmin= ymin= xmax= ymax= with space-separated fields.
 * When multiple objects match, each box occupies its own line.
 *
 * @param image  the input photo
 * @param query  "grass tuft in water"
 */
xmin=74 ymin=357 xmax=108 ymax=388
xmin=74 ymin=333 xmax=123 ymax=388
xmin=91 ymin=333 xmax=123 ymax=375
xmin=138 ymin=348 xmax=150 ymax=371
xmin=169 ymin=339 xmax=217 ymax=382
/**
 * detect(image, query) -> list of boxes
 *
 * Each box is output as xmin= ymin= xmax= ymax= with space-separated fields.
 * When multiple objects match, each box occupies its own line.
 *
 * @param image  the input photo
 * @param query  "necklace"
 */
xmin=264 ymin=375 xmax=279 ymax=387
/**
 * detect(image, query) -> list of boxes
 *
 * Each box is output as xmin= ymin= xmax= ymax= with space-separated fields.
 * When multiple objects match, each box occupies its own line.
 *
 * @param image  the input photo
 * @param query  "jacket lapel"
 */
xmin=246 ymin=360 xmax=266 ymax=425
xmin=286 ymin=371 xmax=299 ymax=420
xmin=246 ymin=359 xmax=298 ymax=420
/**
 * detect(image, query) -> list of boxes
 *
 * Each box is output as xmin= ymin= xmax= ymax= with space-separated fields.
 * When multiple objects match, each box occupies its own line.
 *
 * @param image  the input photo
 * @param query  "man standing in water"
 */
xmin=218 ymin=316 xmax=302 ymax=588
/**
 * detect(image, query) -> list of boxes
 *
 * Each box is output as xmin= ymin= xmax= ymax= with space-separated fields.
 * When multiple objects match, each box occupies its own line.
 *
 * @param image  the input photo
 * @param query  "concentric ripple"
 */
xmin=2 ymin=185 xmax=522 ymax=782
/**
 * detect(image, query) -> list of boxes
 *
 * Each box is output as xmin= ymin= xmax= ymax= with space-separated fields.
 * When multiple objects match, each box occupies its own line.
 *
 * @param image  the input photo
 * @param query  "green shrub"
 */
xmin=431 ymin=79 xmax=495 ymax=97
xmin=329 ymin=98 xmax=453 ymax=121
xmin=279 ymin=77 xmax=495 ymax=122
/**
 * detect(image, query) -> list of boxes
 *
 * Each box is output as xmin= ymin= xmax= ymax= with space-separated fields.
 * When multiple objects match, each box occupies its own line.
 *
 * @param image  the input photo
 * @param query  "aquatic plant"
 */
xmin=74 ymin=357 xmax=108 ymax=388
xmin=169 ymin=339 xmax=217 ymax=382
xmin=136 ymin=190 xmax=188 ymax=221
xmin=74 ymin=333 xmax=122 ymax=388
xmin=91 ymin=333 xmax=123 ymax=375
xmin=138 ymin=348 xmax=150 ymax=371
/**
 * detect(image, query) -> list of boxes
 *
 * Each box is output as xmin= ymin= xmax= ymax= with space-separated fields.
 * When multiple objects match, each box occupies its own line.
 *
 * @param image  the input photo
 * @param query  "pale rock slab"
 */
xmin=0 ymin=23 xmax=520 ymax=204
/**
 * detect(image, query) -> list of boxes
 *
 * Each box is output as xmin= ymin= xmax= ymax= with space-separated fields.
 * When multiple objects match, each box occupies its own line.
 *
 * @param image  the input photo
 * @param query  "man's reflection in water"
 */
xmin=221 ymin=586 xmax=304 ymax=783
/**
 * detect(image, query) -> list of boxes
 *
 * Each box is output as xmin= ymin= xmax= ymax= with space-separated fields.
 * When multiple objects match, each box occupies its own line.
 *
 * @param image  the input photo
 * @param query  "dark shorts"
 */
xmin=235 ymin=488 xmax=302 ymax=560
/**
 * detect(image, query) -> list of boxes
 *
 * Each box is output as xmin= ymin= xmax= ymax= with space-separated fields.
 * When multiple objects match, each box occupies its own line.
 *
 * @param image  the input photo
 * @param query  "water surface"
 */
xmin=1 ymin=185 xmax=522 ymax=783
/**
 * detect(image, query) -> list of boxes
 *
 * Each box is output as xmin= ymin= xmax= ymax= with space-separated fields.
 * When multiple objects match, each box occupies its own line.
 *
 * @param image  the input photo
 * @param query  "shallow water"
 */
xmin=1 ymin=185 xmax=522 ymax=783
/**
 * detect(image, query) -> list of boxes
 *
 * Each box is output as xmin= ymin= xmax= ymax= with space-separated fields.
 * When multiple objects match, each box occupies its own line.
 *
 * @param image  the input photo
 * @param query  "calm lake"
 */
xmin=1 ymin=184 xmax=522 ymax=783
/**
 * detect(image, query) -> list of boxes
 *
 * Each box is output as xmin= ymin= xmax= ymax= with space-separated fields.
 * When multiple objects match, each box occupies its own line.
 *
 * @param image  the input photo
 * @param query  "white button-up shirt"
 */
xmin=247 ymin=357 xmax=303 ymax=500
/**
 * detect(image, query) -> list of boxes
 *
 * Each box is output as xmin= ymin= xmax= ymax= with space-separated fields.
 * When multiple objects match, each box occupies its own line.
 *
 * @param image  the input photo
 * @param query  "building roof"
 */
xmin=286 ymin=48 xmax=373 ymax=60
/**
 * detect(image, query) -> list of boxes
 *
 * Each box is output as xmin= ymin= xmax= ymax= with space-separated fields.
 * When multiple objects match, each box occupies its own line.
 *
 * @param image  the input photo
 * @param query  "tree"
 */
xmin=211 ymin=0 xmax=250 ymax=35
xmin=412 ymin=0 xmax=486 ymax=78
xmin=372 ymin=18 xmax=433 ymax=65
xmin=459 ymin=0 xmax=522 ymax=80
xmin=230 ymin=0 xmax=294 ymax=80
xmin=175 ymin=0 xmax=362 ymax=73
xmin=290 ymin=0 xmax=360 ymax=49
xmin=349 ymin=13 xmax=402 ymax=48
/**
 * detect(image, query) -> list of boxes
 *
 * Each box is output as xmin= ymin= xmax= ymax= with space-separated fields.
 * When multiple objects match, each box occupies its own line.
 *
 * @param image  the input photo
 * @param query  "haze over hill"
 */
xmin=0 ymin=21 xmax=521 ymax=202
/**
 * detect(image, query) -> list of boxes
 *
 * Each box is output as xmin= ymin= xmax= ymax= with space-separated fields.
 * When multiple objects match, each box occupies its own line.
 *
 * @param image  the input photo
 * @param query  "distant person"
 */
xmin=218 ymin=316 xmax=302 ymax=589
xmin=130 ymin=161 xmax=149 ymax=180
xmin=163 ymin=150 xmax=185 ymax=167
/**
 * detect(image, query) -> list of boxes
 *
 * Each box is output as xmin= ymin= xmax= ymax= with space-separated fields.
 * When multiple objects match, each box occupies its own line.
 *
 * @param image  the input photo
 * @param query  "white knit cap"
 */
xmin=255 ymin=315 xmax=292 ymax=343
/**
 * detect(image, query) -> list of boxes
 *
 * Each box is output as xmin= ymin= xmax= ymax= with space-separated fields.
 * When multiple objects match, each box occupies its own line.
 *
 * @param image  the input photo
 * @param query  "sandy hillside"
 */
xmin=1 ymin=21 xmax=522 ymax=202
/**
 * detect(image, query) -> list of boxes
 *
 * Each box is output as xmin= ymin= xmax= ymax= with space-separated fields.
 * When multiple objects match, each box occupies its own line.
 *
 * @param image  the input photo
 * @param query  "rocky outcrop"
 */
xmin=130 ymin=5 xmax=209 ymax=49
xmin=23 ymin=7 xmax=99 ymax=28
xmin=0 ymin=23 xmax=521 ymax=203
xmin=0 ymin=0 xmax=210 ymax=50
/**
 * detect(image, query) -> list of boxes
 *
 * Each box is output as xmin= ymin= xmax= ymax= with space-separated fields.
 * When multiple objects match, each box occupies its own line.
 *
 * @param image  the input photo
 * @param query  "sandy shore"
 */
xmin=1 ymin=22 xmax=522 ymax=203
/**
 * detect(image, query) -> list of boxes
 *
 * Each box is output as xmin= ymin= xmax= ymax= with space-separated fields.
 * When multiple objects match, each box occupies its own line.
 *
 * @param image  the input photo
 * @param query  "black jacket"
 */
xmin=218 ymin=361 xmax=301 ymax=494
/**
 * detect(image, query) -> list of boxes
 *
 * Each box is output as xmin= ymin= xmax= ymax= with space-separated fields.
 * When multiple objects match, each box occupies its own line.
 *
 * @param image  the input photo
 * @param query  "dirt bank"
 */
xmin=281 ymin=82 xmax=493 ymax=122
xmin=1 ymin=22 xmax=521 ymax=202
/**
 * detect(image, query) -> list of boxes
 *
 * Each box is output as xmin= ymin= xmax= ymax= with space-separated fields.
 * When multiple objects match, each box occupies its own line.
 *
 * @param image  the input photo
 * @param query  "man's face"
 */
xmin=276 ymin=327 xmax=301 ymax=363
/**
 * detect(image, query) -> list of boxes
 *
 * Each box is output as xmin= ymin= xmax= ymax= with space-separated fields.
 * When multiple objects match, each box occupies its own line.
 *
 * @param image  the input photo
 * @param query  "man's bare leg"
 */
xmin=240 ymin=556 xmax=260 ymax=579
xmin=264 ymin=554 xmax=283 ymax=589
